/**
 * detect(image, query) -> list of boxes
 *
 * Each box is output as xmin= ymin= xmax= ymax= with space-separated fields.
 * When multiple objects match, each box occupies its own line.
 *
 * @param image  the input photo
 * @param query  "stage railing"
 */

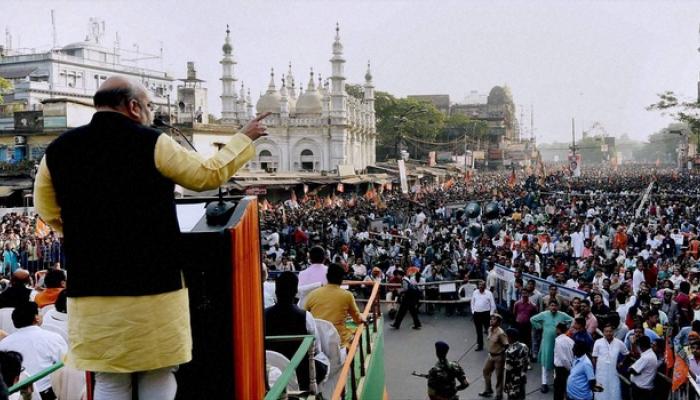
xmin=332 ymin=280 xmax=383 ymax=400
xmin=264 ymin=335 xmax=316 ymax=400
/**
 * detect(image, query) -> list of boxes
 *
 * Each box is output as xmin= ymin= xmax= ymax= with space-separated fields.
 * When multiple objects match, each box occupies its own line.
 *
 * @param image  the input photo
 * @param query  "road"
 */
xmin=383 ymin=310 xmax=551 ymax=400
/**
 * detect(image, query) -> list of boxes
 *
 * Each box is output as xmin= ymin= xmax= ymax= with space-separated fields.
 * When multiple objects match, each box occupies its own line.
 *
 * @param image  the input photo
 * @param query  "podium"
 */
xmin=175 ymin=196 xmax=265 ymax=399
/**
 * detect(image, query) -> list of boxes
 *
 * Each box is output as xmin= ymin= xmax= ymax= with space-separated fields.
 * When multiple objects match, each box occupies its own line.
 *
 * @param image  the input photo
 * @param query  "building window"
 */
xmin=300 ymin=149 xmax=314 ymax=171
xmin=259 ymin=149 xmax=273 ymax=171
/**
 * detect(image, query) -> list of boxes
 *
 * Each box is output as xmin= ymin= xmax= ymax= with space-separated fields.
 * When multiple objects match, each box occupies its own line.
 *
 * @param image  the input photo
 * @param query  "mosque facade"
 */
xmin=217 ymin=24 xmax=376 ymax=173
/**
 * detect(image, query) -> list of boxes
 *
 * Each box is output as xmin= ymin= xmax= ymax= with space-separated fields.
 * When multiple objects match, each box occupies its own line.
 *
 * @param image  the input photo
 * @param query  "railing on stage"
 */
xmin=263 ymin=280 xmax=385 ymax=400
xmin=332 ymin=280 xmax=384 ymax=400
xmin=264 ymin=334 xmax=317 ymax=400
xmin=669 ymin=374 xmax=700 ymax=400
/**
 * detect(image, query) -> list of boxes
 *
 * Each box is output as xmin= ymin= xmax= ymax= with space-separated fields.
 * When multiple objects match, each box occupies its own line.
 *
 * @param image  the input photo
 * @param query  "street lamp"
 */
xmin=392 ymin=106 xmax=427 ymax=159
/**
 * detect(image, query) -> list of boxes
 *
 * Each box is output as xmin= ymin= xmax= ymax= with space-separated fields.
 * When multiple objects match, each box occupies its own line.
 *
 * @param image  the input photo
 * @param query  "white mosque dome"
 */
xmin=256 ymin=69 xmax=282 ymax=114
xmin=256 ymin=92 xmax=281 ymax=114
xmin=295 ymin=69 xmax=322 ymax=115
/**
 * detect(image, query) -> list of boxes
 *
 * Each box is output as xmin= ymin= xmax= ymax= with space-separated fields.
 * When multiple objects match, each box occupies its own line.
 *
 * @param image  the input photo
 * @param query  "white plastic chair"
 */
xmin=313 ymin=319 xmax=345 ymax=374
xmin=266 ymin=350 xmax=299 ymax=392
xmin=0 ymin=307 xmax=17 ymax=334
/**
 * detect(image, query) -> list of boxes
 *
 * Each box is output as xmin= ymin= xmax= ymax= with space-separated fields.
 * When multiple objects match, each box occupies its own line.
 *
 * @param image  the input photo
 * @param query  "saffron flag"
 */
xmin=672 ymin=354 xmax=689 ymax=391
xmin=508 ymin=168 xmax=516 ymax=188
xmin=35 ymin=217 xmax=50 ymax=238
xmin=290 ymin=190 xmax=298 ymax=205
xmin=337 ymin=183 xmax=344 ymax=193
xmin=348 ymin=194 xmax=357 ymax=207
xmin=665 ymin=333 xmax=674 ymax=375
xmin=324 ymin=195 xmax=333 ymax=208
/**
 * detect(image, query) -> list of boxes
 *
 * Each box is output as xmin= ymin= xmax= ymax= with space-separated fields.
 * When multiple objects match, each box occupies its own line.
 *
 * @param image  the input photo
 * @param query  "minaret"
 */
xmin=329 ymin=23 xmax=347 ymax=122
xmin=220 ymin=25 xmax=237 ymax=123
xmin=363 ymin=60 xmax=376 ymax=129
xmin=364 ymin=60 xmax=376 ymax=166
xmin=280 ymin=75 xmax=289 ymax=119
xmin=287 ymin=62 xmax=297 ymax=99
xmin=246 ymin=89 xmax=254 ymax=118
xmin=237 ymin=82 xmax=248 ymax=121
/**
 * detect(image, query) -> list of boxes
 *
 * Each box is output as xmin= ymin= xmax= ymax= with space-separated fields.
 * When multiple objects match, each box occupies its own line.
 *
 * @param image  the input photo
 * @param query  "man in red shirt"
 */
xmin=676 ymin=281 xmax=692 ymax=328
xmin=513 ymin=290 xmax=538 ymax=357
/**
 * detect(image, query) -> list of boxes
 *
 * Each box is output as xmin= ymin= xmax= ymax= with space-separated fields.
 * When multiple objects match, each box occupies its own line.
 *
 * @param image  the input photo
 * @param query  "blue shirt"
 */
xmin=567 ymin=355 xmax=594 ymax=400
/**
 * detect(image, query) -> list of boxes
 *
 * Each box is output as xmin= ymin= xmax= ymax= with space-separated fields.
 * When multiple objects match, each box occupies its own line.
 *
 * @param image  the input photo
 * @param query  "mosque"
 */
xmin=215 ymin=24 xmax=377 ymax=174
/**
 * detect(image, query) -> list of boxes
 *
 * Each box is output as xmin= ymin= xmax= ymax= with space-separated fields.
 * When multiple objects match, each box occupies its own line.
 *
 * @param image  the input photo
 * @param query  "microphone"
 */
xmin=152 ymin=117 xmax=197 ymax=152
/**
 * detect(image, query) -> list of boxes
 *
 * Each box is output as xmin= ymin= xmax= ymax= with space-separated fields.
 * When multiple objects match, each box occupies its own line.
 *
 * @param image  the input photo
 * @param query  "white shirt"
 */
xmin=554 ymin=334 xmax=575 ymax=369
xmin=630 ymin=348 xmax=658 ymax=389
xmin=632 ymin=269 xmax=645 ymax=294
xmin=40 ymin=309 xmax=68 ymax=343
xmin=471 ymin=289 xmax=496 ymax=314
xmin=298 ymin=264 xmax=328 ymax=288
xmin=0 ymin=326 xmax=67 ymax=391
xmin=592 ymin=337 xmax=628 ymax=364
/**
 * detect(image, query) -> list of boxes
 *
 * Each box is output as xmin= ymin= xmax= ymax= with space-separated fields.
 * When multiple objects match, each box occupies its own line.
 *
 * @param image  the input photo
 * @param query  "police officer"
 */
xmin=427 ymin=341 xmax=469 ymax=400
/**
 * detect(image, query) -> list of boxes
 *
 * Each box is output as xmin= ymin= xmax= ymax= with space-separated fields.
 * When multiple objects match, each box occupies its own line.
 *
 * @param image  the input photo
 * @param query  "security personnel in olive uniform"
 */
xmin=427 ymin=341 xmax=469 ymax=400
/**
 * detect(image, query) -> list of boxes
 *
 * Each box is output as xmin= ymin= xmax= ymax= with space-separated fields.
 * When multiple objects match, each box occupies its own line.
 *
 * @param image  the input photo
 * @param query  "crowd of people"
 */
xmin=260 ymin=165 xmax=700 ymax=400
xmin=0 ymin=212 xmax=64 ymax=277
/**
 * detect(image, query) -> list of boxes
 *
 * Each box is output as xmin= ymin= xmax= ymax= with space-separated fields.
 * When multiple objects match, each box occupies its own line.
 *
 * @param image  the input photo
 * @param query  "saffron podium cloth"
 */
xmin=34 ymin=131 xmax=255 ymax=372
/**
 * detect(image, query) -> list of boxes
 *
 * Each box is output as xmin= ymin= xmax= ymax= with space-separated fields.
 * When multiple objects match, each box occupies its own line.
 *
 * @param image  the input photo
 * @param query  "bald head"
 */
xmin=11 ymin=269 xmax=30 ymax=286
xmin=93 ymin=76 xmax=152 ymax=125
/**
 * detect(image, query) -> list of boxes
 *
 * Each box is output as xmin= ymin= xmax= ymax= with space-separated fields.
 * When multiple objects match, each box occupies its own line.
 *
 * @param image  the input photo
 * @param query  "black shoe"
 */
xmin=540 ymin=385 xmax=549 ymax=393
xmin=475 ymin=346 xmax=483 ymax=352
xmin=390 ymin=324 xmax=400 ymax=329
xmin=412 ymin=325 xmax=421 ymax=330
xmin=478 ymin=391 xmax=493 ymax=398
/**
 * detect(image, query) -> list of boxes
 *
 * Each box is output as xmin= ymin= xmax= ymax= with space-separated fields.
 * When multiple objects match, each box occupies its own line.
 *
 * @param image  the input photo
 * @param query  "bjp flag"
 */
xmin=665 ymin=334 xmax=674 ymax=375
xmin=672 ymin=354 xmax=689 ymax=391
xmin=35 ymin=217 xmax=50 ymax=238
xmin=507 ymin=169 xmax=516 ymax=188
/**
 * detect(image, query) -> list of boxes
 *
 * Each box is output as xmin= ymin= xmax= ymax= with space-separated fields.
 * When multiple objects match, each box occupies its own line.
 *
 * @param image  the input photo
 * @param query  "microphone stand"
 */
xmin=152 ymin=118 xmax=236 ymax=225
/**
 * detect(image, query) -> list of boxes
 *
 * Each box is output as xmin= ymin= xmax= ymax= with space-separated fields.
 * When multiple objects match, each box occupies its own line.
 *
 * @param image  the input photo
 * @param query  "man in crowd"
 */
xmin=553 ymin=322 xmax=574 ymax=400
xmin=304 ymin=263 xmax=365 ymax=347
xmin=426 ymin=341 xmax=469 ymax=400
xmin=530 ymin=300 xmax=573 ymax=393
xmin=0 ymin=269 xmax=31 ymax=309
xmin=390 ymin=269 xmax=421 ymax=330
xmin=479 ymin=314 xmax=508 ymax=400
xmin=264 ymin=271 xmax=329 ymax=390
xmin=503 ymin=328 xmax=529 ymax=400
xmin=34 ymin=76 xmax=268 ymax=399
xmin=566 ymin=341 xmax=598 ymax=400
xmin=629 ymin=336 xmax=658 ymax=398
xmin=471 ymin=280 xmax=496 ymax=352
xmin=0 ymin=302 xmax=67 ymax=399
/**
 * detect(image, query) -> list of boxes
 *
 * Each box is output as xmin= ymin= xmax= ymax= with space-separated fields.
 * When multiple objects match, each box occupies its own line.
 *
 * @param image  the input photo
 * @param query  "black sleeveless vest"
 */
xmin=45 ymin=112 xmax=183 ymax=297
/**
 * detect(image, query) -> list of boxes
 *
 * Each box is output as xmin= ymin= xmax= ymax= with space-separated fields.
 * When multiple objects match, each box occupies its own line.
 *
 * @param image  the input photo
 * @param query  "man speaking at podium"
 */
xmin=33 ymin=76 xmax=268 ymax=400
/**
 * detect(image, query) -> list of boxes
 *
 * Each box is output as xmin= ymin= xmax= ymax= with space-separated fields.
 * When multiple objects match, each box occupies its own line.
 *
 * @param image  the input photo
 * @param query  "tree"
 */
xmin=438 ymin=114 xmax=489 ymax=151
xmin=345 ymin=83 xmax=364 ymax=100
xmin=0 ymin=77 xmax=11 ymax=104
xmin=374 ymin=95 xmax=444 ymax=161
xmin=648 ymin=91 xmax=700 ymax=153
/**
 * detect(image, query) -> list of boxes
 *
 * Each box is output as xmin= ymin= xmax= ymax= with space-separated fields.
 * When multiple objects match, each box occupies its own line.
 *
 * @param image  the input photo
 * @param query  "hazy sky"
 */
xmin=2 ymin=0 xmax=699 ymax=143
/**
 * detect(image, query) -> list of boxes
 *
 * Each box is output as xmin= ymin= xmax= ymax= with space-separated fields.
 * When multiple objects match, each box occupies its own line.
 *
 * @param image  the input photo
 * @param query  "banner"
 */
xmin=493 ymin=264 xmax=587 ymax=309
xmin=398 ymin=160 xmax=409 ymax=194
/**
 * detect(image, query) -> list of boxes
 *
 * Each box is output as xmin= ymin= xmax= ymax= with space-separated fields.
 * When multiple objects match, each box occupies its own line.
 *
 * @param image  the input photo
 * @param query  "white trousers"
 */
xmin=94 ymin=367 xmax=177 ymax=400
xmin=541 ymin=366 xmax=552 ymax=385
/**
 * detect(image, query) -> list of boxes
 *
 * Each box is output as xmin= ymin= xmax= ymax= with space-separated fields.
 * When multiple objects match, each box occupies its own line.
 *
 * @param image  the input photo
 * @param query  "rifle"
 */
xmin=412 ymin=371 xmax=429 ymax=379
